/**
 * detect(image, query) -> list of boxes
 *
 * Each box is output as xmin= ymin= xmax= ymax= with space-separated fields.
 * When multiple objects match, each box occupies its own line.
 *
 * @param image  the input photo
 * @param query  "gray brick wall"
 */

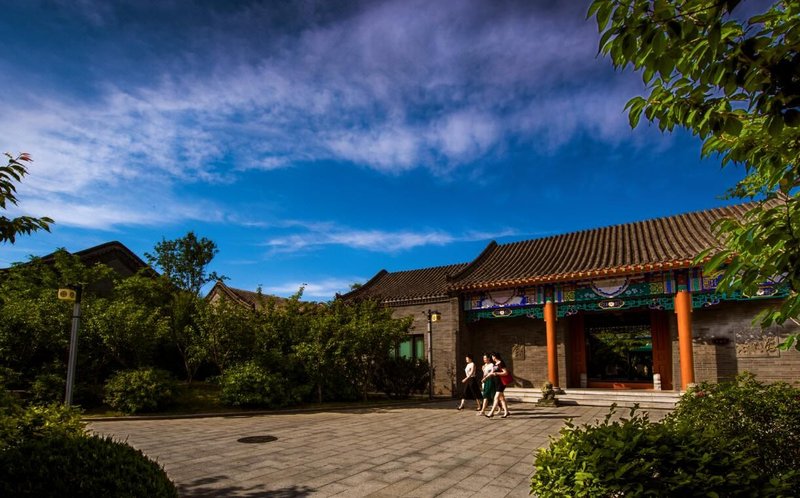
xmin=690 ymin=300 xmax=800 ymax=386
xmin=464 ymin=315 xmax=566 ymax=390
xmin=387 ymin=298 xmax=460 ymax=396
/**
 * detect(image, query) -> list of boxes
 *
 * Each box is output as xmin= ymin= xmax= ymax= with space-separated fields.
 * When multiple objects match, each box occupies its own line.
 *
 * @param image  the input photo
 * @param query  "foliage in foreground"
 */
xmin=0 ymin=152 xmax=53 ymax=244
xmin=589 ymin=0 xmax=800 ymax=349
xmin=1 ymin=380 xmax=177 ymax=497
xmin=0 ymin=433 xmax=178 ymax=498
xmin=667 ymin=372 xmax=800 ymax=475
xmin=104 ymin=367 xmax=178 ymax=414
xmin=532 ymin=374 xmax=800 ymax=497
xmin=531 ymin=408 xmax=797 ymax=497
xmin=0 ymin=401 xmax=84 ymax=451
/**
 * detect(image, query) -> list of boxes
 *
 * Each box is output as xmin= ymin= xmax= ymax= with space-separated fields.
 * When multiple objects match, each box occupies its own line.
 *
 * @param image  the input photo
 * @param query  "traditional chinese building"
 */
xmin=344 ymin=204 xmax=799 ymax=401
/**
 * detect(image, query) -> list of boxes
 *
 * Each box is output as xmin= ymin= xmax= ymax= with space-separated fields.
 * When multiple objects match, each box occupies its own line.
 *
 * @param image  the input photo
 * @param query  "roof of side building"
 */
xmin=343 ymin=263 xmax=469 ymax=305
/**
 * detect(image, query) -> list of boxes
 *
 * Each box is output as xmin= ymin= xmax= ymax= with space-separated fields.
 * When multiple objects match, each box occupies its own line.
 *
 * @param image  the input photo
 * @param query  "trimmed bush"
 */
xmin=0 ymin=433 xmax=178 ymax=498
xmin=220 ymin=361 xmax=297 ymax=408
xmin=372 ymin=357 xmax=430 ymax=399
xmin=104 ymin=368 xmax=177 ymax=414
xmin=531 ymin=408 xmax=797 ymax=497
xmin=667 ymin=372 xmax=800 ymax=475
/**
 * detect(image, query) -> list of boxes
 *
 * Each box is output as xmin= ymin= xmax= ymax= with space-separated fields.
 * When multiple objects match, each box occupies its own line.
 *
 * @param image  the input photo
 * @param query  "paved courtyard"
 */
xmin=89 ymin=401 xmax=669 ymax=497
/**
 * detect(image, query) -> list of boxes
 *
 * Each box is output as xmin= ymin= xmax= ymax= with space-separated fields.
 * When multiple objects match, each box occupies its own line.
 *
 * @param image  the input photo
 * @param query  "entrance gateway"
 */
xmin=343 ymin=202 xmax=800 ymax=396
xmin=464 ymin=271 xmax=785 ymax=392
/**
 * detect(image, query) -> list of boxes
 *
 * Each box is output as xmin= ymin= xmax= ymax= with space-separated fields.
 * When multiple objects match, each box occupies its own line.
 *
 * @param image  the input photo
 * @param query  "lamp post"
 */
xmin=58 ymin=284 xmax=82 ymax=407
xmin=425 ymin=309 xmax=441 ymax=399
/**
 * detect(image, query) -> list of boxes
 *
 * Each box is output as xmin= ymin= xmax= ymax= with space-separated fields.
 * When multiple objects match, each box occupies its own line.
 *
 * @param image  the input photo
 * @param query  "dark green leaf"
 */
xmin=724 ymin=117 xmax=743 ymax=136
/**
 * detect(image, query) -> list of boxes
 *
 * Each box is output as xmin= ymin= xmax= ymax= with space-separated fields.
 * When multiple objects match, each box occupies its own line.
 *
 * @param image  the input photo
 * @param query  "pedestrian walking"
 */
xmin=488 ymin=352 xmax=512 ymax=418
xmin=457 ymin=353 xmax=482 ymax=411
xmin=477 ymin=353 xmax=496 ymax=417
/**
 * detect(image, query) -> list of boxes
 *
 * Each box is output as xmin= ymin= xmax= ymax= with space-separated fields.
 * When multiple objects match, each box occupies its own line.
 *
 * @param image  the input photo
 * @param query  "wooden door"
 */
xmin=650 ymin=310 xmax=673 ymax=390
xmin=567 ymin=314 xmax=586 ymax=388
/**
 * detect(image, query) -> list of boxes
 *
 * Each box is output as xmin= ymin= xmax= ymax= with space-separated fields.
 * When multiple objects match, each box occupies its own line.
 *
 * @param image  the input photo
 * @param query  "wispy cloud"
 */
xmin=2 ymin=0 xmax=643 ymax=229
xmin=264 ymin=223 xmax=515 ymax=254
xmin=262 ymin=278 xmax=362 ymax=300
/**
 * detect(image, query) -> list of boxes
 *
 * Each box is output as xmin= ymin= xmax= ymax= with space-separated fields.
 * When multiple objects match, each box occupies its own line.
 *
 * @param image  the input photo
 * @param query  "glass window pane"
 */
xmin=414 ymin=336 xmax=425 ymax=360
xmin=398 ymin=339 xmax=412 ymax=359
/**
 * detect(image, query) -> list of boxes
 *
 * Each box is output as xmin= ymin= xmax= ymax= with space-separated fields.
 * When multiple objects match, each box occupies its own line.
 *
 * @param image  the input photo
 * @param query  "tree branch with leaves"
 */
xmin=589 ymin=0 xmax=800 ymax=349
xmin=1 ymin=152 xmax=53 ymax=244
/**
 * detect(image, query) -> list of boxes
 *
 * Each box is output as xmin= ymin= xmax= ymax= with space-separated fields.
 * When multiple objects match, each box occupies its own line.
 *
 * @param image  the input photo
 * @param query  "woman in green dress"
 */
xmin=477 ymin=353 xmax=496 ymax=417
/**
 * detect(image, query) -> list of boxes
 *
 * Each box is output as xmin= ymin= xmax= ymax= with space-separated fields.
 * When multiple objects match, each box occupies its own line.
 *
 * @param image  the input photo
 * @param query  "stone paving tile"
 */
xmin=89 ymin=401 xmax=671 ymax=497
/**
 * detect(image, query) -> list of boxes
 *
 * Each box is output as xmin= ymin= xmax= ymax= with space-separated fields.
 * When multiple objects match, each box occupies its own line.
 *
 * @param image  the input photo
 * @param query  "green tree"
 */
xmin=589 ymin=0 xmax=800 ymax=347
xmin=251 ymin=289 xmax=312 ymax=390
xmin=295 ymin=302 xmax=346 ymax=403
xmin=0 ymin=251 xmax=119 ymax=390
xmin=82 ymin=276 xmax=169 ymax=370
xmin=328 ymin=299 xmax=412 ymax=401
xmin=0 ymin=152 xmax=53 ymax=244
xmin=195 ymin=296 xmax=256 ymax=373
xmin=145 ymin=231 xmax=224 ymax=296
xmin=145 ymin=232 xmax=226 ymax=381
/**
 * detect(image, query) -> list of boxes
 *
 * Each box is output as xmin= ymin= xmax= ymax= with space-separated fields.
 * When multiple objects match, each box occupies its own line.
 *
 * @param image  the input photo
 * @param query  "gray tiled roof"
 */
xmin=347 ymin=203 xmax=759 ymax=301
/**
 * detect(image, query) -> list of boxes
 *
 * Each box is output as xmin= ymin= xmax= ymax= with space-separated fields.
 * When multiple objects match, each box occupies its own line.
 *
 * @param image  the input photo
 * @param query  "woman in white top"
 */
xmin=457 ymin=354 xmax=482 ymax=411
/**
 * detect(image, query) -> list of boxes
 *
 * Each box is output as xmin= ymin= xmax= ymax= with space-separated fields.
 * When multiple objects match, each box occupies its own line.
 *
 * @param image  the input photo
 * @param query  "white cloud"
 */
xmin=264 ymin=223 xmax=515 ymax=254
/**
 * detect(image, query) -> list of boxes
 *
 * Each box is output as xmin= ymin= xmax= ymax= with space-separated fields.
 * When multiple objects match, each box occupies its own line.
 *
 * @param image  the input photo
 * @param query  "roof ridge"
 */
xmin=447 ymin=241 xmax=498 ymax=283
xmin=338 ymin=269 xmax=389 ymax=300
xmin=493 ymin=201 xmax=759 ymax=249
xmin=388 ymin=262 xmax=469 ymax=275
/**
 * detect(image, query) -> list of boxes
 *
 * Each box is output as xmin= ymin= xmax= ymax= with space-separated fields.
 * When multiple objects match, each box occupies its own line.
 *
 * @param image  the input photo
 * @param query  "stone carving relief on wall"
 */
xmin=512 ymin=341 xmax=525 ymax=360
xmin=734 ymin=325 xmax=781 ymax=358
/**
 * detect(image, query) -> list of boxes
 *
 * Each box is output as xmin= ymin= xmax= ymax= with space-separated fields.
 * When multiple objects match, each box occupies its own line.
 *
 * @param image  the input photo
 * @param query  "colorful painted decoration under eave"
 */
xmin=464 ymin=268 xmax=728 ymax=311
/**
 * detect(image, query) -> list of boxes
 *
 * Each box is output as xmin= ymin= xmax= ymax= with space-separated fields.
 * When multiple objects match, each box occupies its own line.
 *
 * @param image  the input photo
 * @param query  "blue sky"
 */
xmin=1 ymin=0 xmax=744 ymax=300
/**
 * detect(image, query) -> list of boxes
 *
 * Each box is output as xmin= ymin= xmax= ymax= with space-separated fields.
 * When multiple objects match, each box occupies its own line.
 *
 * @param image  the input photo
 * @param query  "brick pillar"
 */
xmin=675 ymin=290 xmax=695 ymax=390
xmin=544 ymin=300 xmax=559 ymax=388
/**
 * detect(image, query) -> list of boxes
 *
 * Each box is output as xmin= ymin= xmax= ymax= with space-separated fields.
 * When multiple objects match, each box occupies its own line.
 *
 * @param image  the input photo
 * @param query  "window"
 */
xmin=396 ymin=334 xmax=425 ymax=360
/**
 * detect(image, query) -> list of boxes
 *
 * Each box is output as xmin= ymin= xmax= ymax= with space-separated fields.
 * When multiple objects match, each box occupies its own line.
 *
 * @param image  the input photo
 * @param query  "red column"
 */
xmin=544 ymin=300 xmax=559 ymax=388
xmin=675 ymin=290 xmax=695 ymax=390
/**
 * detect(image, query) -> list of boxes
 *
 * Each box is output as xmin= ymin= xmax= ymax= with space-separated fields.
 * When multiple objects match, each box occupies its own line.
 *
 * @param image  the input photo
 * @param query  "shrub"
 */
xmin=1 ymin=378 xmax=84 ymax=450
xmin=0 ymin=433 xmax=178 ymax=498
xmin=104 ymin=368 xmax=177 ymax=414
xmin=220 ymin=361 xmax=298 ymax=408
xmin=372 ymin=357 xmax=430 ymax=399
xmin=30 ymin=373 xmax=65 ymax=405
xmin=666 ymin=372 xmax=800 ymax=475
xmin=0 ymin=403 xmax=85 ymax=450
xmin=531 ymin=407 xmax=797 ymax=497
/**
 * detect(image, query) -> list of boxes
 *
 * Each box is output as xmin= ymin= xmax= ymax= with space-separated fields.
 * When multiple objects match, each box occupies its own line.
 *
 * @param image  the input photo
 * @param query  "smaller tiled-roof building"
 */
xmin=3 ymin=241 xmax=155 ymax=296
xmin=34 ymin=240 xmax=151 ymax=278
xmin=205 ymin=281 xmax=290 ymax=311
xmin=345 ymin=203 xmax=799 ymax=398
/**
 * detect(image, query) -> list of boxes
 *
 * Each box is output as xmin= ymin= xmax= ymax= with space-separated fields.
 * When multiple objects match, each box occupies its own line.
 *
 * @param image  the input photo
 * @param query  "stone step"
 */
xmin=504 ymin=387 xmax=681 ymax=410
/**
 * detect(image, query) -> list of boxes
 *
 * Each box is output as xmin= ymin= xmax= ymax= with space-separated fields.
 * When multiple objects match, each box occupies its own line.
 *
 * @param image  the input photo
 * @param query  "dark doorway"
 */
xmin=584 ymin=312 xmax=653 ymax=387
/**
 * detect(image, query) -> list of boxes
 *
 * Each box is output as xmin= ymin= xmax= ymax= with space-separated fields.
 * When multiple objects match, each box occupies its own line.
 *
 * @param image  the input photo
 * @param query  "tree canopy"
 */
xmin=589 ymin=0 xmax=800 ymax=348
xmin=145 ymin=231 xmax=224 ymax=295
xmin=1 ymin=153 xmax=53 ymax=244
